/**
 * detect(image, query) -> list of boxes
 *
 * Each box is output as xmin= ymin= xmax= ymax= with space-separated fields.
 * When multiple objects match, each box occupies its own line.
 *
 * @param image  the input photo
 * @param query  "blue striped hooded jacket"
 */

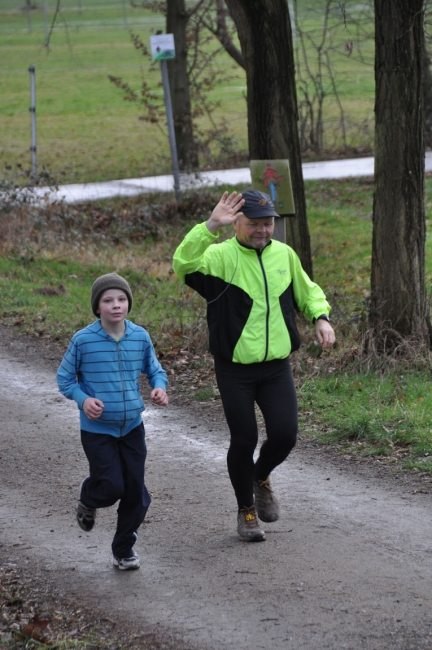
xmin=56 ymin=319 xmax=168 ymax=437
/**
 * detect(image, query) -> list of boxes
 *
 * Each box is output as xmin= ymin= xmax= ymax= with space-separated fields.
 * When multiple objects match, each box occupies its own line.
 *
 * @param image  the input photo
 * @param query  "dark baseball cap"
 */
xmin=240 ymin=190 xmax=280 ymax=219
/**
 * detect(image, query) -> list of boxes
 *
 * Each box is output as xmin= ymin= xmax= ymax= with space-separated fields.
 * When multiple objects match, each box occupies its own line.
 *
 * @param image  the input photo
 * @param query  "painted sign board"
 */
xmin=250 ymin=159 xmax=295 ymax=216
xmin=150 ymin=33 xmax=175 ymax=61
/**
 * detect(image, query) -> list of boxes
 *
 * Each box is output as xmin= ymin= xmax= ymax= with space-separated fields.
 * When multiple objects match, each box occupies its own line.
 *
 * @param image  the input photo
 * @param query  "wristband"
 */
xmin=312 ymin=314 xmax=330 ymax=324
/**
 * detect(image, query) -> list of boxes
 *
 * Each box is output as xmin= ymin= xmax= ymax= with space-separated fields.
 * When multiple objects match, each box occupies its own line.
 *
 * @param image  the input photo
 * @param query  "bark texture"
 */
xmin=225 ymin=0 xmax=313 ymax=277
xmin=167 ymin=0 xmax=198 ymax=171
xmin=423 ymin=41 xmax=432 ymax=148
xmin=371 ymin=0 xmax=430 ymax=346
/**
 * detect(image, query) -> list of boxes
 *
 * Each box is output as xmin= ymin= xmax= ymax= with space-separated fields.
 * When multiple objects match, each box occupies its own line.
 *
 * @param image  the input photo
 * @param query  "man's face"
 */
xmin=233 ymin=215 xmax=275 ymax=250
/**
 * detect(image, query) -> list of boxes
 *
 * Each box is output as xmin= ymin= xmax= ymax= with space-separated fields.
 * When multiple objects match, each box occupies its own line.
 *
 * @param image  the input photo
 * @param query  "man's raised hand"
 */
xmin=206 ymin=191 xmax=245 ymax=234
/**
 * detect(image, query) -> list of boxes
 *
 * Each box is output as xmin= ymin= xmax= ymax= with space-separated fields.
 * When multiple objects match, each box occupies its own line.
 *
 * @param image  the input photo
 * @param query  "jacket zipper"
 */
xmin=257 ymin=249 xmax=270 ymax=361
xmin=116 ymin=341 xmax=126 ymax=436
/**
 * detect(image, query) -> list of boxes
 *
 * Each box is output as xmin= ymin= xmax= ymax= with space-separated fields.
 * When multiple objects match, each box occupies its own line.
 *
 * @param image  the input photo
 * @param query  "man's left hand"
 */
xmin=314 ymin=320 xmax=336 ymax=350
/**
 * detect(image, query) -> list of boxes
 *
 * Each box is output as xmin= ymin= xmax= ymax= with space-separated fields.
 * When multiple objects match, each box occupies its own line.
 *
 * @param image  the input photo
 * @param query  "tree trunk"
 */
xmin=370 ymin=0 xmax=431 ymax=348
xmin=166 ymin=0 xmax=199 ymax=171
xmin=224 ymin=0 xmax=313 ymax=277
xmin=423 ymin=40 xmax=432 ymax=148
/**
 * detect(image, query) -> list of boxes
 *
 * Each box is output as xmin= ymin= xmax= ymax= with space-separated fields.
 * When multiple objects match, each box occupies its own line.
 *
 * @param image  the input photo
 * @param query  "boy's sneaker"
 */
xmin=253 ymin=477 xmax=280 ymax=523
xmin=76 ymin=500 xmax=96 ymax=532
xmin=113 ymin=551 xmax=140 ymax=571
xmin=237 ymin=505 xmax=266 ymax=542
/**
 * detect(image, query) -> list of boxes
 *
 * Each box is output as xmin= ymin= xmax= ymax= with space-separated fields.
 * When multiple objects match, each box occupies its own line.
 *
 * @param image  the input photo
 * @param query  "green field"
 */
xmin=0 ymin=0 xmax=375 ymax=184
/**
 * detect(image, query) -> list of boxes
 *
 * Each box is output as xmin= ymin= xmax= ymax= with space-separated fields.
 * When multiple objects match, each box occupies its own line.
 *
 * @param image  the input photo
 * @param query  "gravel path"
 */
xmin=1 ymin=330 xmax=432 ymax=649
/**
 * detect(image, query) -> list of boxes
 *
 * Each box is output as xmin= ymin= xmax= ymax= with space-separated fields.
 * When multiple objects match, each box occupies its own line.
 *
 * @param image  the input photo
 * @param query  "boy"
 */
xmin=57 ymin=272 xmax=168 ymax=570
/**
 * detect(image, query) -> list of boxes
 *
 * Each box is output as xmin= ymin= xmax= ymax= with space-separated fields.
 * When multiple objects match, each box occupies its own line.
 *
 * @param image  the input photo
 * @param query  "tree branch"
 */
xmin=44 ymin=0 xmax=61 ymax=49
xmin=200 ymin=0 xmax=245 ymax=68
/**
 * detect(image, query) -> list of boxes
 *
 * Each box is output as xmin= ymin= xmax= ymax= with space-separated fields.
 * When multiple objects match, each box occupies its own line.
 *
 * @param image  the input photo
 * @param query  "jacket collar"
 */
xmin=233 ymin=237 xmax=273 ymax=254
xmin=88 ymin=319 xmax=131 ymax=339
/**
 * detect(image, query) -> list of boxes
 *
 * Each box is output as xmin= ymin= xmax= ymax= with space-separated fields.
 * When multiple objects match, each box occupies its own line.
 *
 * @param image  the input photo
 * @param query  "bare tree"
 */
xmin=224 ymin=0 xmax=313 ymax=276
xmin=166 ymin=0 xmax=199 ymax=170
xmin=369 ymin=0 xmax=431 ymax=348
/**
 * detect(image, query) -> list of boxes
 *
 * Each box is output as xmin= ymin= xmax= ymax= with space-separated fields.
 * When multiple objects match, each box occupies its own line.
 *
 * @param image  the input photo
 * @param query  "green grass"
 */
xmin=0 ymin=0 xmax=375 ymax=183
xmin=0 ymin=253 xmax=204 ymax=354
xmin=300 ymin=177 xmax=432 ymax=472
xmin=298 ymin=370 xmax=432 ymax=472
xmin=0 ymin=0 xmax=247 ymax=182
xmin=0 ymin=4 xmax=170 ymax=181
xmin=0 ymin=631 xmax=108 ymax=649
xmin=308 ymin=175 xmax=432 ymax=288
xmin=305 ymin=177 xmax=373 ymax=289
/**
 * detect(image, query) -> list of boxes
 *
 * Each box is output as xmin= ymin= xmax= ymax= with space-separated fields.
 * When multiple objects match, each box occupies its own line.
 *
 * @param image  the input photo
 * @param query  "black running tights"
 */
xmin=214 ymin=356 xmax=298 ymax=509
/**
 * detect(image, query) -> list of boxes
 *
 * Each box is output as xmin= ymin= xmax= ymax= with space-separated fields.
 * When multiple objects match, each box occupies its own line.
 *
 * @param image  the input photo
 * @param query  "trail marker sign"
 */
xmin=250 ymin=159 xmax=295 ymax=216
xmin=150 ymin=34 xmax=175 ymax=61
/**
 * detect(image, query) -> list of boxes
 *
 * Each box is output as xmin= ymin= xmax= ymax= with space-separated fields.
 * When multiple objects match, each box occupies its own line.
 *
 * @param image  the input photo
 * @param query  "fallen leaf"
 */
xmin=21 ymin=614 xmax=52 ymax=643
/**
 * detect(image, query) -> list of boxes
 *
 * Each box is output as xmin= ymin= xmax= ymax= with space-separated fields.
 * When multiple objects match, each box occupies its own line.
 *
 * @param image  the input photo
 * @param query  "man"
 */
xmin=173 ymin=189 xmax=335 ymax=542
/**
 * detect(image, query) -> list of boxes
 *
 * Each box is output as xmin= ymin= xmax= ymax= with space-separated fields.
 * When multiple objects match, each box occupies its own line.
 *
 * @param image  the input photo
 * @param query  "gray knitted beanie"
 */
xmin=91 ymin=273 xmax=133 ymax=316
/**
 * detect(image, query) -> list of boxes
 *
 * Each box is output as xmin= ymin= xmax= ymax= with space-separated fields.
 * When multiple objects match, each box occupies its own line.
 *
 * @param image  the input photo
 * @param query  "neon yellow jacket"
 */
xmin=173 ymin=222 xmax=331 ymax=364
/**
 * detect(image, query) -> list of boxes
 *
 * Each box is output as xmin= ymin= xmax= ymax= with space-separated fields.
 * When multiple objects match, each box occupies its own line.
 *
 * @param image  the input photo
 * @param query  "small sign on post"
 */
xmin=250 ymin=159 xmax=295 ymax=244
xmin=150 ymin=33 xmax=180 ymax=201
xmin=150 ymin=33 xmax=175 ymax=61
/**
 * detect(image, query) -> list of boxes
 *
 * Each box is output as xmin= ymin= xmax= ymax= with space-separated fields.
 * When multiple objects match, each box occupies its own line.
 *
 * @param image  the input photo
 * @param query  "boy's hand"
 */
xmin=151 ymin=388 xmax=168 ymax=406
xmin=83 ymin=397 xmax=105 ymax=420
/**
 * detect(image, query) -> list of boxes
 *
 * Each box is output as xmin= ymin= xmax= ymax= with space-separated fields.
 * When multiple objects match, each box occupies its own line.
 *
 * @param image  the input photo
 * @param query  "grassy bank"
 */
xmin=2 ymin=176 xmax=432 ymax=476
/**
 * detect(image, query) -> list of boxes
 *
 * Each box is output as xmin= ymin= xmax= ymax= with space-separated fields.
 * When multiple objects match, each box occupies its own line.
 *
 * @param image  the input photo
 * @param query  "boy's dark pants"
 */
xmin=80 ymin=423 xmax=150 ymax=559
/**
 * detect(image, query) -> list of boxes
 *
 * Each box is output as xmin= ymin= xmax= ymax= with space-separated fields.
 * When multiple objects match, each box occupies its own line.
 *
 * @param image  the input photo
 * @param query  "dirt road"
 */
xmin=1 ymin=330 xmax=432 ymax=650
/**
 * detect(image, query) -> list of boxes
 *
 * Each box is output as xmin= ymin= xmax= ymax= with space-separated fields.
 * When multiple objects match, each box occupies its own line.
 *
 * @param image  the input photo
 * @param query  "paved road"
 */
xmin=29 ymin=152 xmax=432 ymax=204
xmin=1 ymin=341 xmax=432 ymax=649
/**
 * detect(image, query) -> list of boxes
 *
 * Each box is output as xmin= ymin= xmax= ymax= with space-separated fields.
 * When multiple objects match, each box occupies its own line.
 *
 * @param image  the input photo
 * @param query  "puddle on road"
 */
xmin=1 ymin=356 xmax=62 ymax=400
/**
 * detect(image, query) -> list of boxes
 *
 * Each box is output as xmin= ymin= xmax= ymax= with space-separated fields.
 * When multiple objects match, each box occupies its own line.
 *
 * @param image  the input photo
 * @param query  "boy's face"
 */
xmin=97 ymin=289 xmax=129 ymax=325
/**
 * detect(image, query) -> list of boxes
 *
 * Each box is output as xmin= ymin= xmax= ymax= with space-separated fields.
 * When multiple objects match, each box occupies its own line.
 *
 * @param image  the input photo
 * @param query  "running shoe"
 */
xmin=253 ymin=477 xmax=280 ymax=522
xmin=76 ymin=500 xmax=96 ymax=532
xmin=76 ymin=478 xmax=96 ymax=532
xmin=237 ymin=505 xmax=266 ymax=542
xmin=113 ymin=551 xmax=140 ymax=571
